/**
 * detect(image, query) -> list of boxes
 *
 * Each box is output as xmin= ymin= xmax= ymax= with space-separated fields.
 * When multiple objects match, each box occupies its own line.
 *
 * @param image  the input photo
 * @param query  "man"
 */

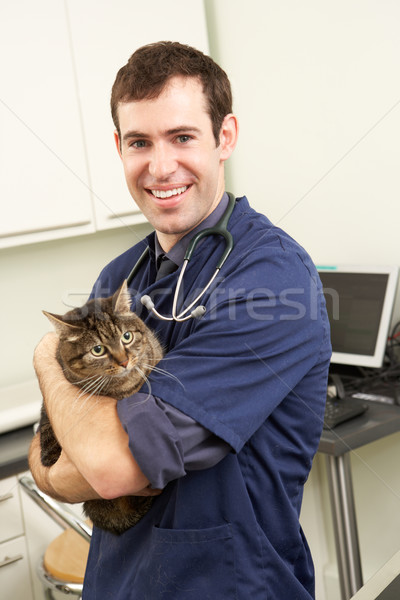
xmin=30 ymin=41 xmax=331 ymax=599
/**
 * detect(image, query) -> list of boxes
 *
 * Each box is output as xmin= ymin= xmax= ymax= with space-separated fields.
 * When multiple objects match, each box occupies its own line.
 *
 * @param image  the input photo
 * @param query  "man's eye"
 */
xmin=177 ymin=135 xmax=191 ymax=143
xmin=131 ymin=140 xmax=147 ymax=148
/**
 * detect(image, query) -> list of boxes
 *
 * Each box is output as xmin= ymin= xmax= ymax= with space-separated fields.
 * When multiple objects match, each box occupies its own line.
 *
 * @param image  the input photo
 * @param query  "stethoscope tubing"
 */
xmin=171 ymin=260 xmax=220 ymax=321
xmin=127 ymin=193 xmax=236 ymax=321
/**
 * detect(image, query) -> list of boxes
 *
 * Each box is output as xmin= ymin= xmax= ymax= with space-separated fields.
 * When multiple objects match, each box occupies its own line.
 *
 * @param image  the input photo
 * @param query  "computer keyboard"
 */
xmin=323 ymin=396 xmax=369 ymax=429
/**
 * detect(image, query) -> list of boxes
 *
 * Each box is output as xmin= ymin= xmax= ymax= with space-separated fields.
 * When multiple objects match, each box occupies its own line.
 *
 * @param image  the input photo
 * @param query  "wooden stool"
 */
xmin=44 ymin=527 xmax=90 ymax=584
xmin=38 ymin=526 xmax=90 ymax=599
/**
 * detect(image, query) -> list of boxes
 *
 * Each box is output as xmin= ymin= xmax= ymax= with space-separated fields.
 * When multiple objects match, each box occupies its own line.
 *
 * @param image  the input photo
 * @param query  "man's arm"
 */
xmin=28 ymin=433 xmax=101 ymax=503
xmin=33 ymin=332 xmax=158 ymax=501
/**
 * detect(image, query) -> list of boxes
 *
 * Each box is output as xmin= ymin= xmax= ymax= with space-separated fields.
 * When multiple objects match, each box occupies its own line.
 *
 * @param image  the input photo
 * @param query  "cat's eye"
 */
xmin=121 ymin=331 xmax=134 ymax=345
xmin=91 ymin=345 xmax=106 ymax=357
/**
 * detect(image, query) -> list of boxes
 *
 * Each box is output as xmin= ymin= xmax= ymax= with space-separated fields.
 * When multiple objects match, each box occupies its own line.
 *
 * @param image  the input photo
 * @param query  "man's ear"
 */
xmin=114 ymin=130 xmax=122 ymax=159
xmin=219 ymin=114 xmax=239 ymax=162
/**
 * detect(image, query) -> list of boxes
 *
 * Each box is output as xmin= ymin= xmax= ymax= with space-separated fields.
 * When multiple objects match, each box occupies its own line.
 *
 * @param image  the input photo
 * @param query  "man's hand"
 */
xmin=28 ymin=433 xmax=101 ymax=503
xmin=33 ymin=330 xmax=58 ymax=370
xmin=33 ymin=331 xmax=61 ymax=396
xmin=29 ymin=433 xmax=161 ymax=502
xmin=133 ymin=485 xmax=162 ymax=497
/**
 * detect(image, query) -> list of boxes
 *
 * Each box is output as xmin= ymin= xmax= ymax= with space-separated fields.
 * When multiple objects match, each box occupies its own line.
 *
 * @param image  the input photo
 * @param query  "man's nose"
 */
xmin=148 ymin=144 xmax=177 ymax=179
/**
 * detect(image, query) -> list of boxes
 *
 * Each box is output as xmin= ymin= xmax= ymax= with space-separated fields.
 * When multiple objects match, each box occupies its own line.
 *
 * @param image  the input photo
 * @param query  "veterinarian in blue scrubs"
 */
xmin=30 ymin=42 xmax=331 ymax=599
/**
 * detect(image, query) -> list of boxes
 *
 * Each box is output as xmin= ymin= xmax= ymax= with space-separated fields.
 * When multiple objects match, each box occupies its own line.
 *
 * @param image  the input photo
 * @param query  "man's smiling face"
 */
xmin=115 ymin=75 xmax=236 ymax=251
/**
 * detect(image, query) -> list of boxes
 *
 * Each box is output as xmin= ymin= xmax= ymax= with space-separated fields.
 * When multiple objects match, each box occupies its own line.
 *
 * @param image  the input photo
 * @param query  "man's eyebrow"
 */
xmin=122 ymin=126 xmax=201 ymax=143
xmin=122 ymin=130 xmax=147 ymax=142
xmin=166 ymin=126 xmax=202 ymax=136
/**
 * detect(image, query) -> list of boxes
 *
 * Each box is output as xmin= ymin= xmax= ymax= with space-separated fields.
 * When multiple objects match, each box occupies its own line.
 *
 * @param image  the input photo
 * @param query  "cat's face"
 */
xmin=43 ymin=281 xmax=163 ymax=396
xmin=58 ymin=313 xmax=152 ymax=380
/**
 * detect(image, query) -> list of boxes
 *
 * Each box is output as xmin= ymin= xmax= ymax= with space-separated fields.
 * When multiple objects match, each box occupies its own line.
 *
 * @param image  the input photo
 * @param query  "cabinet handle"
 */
xmin=0 ymin=554 xmax=23 ymax=568
xmin=0 ymin=492 xmax=13 ymax=503
xmin=107 ymin=210 xmax=140 ymax=219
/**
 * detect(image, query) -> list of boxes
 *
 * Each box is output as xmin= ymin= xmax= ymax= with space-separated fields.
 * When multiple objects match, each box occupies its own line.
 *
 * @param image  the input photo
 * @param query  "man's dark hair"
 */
xmin=111 ymin=41 xmax=232 ymax=146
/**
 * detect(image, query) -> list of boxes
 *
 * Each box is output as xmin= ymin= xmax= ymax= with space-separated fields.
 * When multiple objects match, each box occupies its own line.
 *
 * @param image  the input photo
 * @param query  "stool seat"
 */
xmin=43 ymin=527 xmax=90 ymax=584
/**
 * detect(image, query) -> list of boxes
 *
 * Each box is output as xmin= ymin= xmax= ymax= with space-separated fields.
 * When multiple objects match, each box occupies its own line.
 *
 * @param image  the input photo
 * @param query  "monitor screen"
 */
xmin=317 ymin=265 xmax=398 ymax=368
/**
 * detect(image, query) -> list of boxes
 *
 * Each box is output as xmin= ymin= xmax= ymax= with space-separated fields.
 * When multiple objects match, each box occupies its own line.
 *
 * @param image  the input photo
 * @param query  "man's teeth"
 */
xmin=151 ymin=186 xmax=187 ymax=199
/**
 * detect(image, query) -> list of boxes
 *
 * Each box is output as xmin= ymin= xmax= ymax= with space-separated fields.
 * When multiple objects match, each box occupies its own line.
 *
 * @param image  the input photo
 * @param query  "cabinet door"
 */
xmin=19 ymin=471 xmax=86 ymax=600
xmin=0 ymin=476 xmax=24 ymax=543
xmin=67 ymin=0 xmax=210 ymax=232
xmin=0 ymin=0 xmax=94 ymax=248
xmin=0 ymin=537 xmax=33 ymax=600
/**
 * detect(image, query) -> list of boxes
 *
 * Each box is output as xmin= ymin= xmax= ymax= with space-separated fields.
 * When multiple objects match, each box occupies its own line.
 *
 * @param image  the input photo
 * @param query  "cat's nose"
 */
xmin=119 ymin=359 xmax=129 ymax=368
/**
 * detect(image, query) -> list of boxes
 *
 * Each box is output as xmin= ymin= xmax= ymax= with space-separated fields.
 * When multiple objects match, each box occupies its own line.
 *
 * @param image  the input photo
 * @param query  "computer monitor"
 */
xmin=317 ymin=265 xmax=398 ymax=369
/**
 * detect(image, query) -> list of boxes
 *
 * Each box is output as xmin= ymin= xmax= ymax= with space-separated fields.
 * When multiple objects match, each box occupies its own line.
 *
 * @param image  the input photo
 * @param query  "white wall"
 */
xmin=206 ymin=0 xmax=400 ymax=268
xmin=204 ymin=1 xmax=400 ymax=598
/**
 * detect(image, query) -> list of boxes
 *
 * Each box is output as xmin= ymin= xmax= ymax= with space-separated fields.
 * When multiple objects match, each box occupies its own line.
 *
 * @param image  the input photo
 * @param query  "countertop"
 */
xmin=0 ymin=379 xmax=41 ymax=479
xmin=0 ymin=424 xmax=34 ymax=479
xmin=318 ymin=399 xmax=400 ymax=456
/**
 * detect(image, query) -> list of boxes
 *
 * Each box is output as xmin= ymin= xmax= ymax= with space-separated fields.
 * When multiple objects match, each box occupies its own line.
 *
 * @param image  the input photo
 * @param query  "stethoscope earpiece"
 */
xmin=190 ymin=306 xmax=206 ymax=319
xmin=140 ymin=295 xmax=154 ymax=311
xmin=141 ymin=293 xmax=206 ymax=321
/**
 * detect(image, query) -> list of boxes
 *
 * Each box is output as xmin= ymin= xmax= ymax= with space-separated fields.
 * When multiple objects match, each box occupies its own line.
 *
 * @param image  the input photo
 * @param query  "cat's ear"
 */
xmin=112 ymin=280 xmax=132 ymax=315
xmin=42 ymin=311 xmax=81 ymax=337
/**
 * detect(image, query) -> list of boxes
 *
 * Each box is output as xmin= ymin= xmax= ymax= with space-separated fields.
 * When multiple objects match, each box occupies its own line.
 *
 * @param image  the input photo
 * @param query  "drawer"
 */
xmin=0 ymin=536 xmax=33 ymax=600
xmin=0 ymin=476 xmax=24 ymax=543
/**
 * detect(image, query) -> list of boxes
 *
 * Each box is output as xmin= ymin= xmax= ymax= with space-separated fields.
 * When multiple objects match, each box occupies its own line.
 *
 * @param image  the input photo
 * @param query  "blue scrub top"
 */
xmin=84 ymin=196 xmax=331 ymax=599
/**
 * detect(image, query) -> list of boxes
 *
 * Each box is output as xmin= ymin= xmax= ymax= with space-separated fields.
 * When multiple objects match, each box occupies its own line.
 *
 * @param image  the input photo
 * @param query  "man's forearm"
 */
xmin=28 ymin=433 xmax=100 ymax=503
xmin=34 ymin=333 xmax=152 ymax=498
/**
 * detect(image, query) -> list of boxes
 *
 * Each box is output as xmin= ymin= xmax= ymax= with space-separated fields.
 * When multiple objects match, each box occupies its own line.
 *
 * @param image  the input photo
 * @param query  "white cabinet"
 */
xmin=0 ymin=476 xmax=33 ymax=600
xmin=0 ymin=470 xmax=85 ymax=600
xmin=0 ymin=538 xmax=34 ymax=600
xmin=0 ymin=0 xmax=95 ymax=248
xmin=19 ymin=471 xmax=87 ymax=600
xmin=66 ymin=0 xmax=210 ymax=232
xmin=0 ymin=477 xmax=24 ymax=541
xmin=0 ymin=0 xmax=209 ymax=248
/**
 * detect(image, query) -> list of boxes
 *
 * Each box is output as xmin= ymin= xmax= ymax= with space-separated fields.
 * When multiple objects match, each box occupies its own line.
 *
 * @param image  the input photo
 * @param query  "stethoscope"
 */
xmin=126 ymin=193 xmax=236 ymax=322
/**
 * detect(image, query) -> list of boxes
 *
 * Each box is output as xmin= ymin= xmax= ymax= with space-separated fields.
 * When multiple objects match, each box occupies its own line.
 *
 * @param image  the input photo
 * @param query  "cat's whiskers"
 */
xmin=133 ymin=365 xmax=153 ymax=402
xmin=67 ymin=374 xmax=104 ymax=406
xmin=73 ymin=373 xmax=104 ymax=386
xmin=73 ymin=375 xmax=109 ymax=409
xmin=76 ymin=376 xmax=111 ymax=412
xmin=77 ymin=375 xmax=104 ymax=397
xmin=141 ymin=363 xmax=185 ymax=389
xmin=83 ymin=374 xmax=111 ymax=396
xmin=92 ymin=376 xmax=112 ymax=397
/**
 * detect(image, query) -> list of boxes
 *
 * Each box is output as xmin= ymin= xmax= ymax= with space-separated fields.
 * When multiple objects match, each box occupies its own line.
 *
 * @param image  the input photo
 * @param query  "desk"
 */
xmin=318 ymin=400 xmax=400 ymax=600
xmin=350 ymin=546 xmax=400 ymax=600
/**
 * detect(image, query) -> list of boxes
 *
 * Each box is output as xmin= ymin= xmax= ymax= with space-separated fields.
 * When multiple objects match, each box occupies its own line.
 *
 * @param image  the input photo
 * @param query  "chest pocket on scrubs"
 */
xmin=136 ymin=523 xmax=237 ymax=599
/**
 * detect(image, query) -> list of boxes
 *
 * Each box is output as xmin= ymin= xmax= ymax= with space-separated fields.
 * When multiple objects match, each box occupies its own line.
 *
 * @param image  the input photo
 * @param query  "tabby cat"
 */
xmin=39 ymin=280 xmax=163 ymax=535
